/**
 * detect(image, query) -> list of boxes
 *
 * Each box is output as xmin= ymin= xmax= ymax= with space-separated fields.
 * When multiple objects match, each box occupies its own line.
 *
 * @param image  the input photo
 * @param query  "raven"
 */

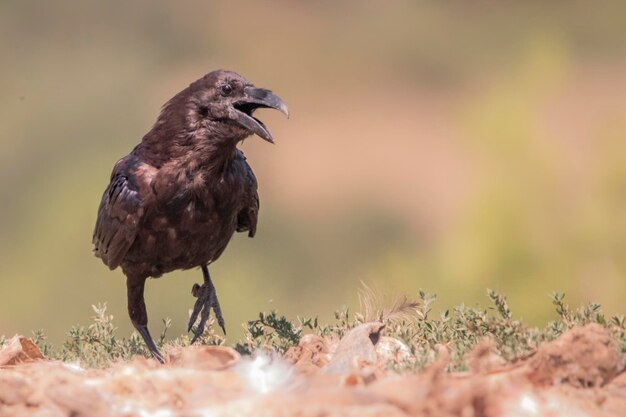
xmin=93 ymin=70 xmax=288 ymax=362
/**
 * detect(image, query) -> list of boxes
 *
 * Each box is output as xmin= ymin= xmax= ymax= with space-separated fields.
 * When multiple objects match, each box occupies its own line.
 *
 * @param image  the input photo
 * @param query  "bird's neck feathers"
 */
xmin=137 ymin=103 xmax=248 ymax=174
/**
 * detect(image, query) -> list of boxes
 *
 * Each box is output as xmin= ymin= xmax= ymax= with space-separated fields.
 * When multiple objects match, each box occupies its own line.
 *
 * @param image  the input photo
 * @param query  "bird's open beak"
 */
xmin=233 ymin=87 xmax=289 ymax=143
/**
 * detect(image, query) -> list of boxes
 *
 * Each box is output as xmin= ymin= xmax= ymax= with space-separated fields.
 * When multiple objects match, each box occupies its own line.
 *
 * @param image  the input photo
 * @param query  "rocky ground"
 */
xmin=1 ymin=322 xmax=625 ymax=417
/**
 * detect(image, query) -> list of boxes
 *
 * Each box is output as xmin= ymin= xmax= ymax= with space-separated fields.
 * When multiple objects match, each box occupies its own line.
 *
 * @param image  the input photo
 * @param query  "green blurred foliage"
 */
xmin=14 ymin=290 xmax=626 ymax=368
xmin=0 ymin=1 xmax=625 ymax=343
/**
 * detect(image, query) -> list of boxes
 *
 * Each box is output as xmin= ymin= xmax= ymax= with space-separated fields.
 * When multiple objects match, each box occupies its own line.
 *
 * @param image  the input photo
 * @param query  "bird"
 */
xmin=92 ymin=70 xmax=288 ymax=362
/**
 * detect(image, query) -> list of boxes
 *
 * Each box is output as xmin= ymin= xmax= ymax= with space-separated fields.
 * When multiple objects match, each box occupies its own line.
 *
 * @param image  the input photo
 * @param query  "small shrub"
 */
xmin=5 ymin=290 xmax=624 ymax=369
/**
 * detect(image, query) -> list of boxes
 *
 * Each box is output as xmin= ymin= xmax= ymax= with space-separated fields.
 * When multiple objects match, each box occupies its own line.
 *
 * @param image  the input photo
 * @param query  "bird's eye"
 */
xmin=220 ymin=84 xmax=233 ymax=96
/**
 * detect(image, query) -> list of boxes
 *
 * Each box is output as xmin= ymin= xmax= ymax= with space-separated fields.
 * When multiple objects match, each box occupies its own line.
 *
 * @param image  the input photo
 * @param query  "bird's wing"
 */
xmin=236 ymin=156 xmax=259 ymax=238
xmin=93 ymin=162 xmax=145 ymax=270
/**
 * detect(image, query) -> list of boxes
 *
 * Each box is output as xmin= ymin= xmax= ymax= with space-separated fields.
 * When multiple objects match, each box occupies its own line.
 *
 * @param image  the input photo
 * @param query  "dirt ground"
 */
xmin=1 ymin=323 xmax=625 ymax=417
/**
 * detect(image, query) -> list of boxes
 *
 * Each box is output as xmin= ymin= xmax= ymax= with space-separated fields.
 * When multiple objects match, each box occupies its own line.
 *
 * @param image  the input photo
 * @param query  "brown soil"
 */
xmin=1 ymin=323 xmax=625 ymax=417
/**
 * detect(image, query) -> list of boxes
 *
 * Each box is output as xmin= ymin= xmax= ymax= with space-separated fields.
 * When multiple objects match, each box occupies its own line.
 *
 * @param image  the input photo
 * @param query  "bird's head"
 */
xmin=180 ymin=70 xmax=288 ymax=144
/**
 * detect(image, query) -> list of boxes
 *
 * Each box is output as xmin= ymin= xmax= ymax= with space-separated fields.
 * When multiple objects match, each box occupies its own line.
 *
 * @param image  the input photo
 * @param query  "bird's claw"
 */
xmin=134 ymin=323 xmax=165 ymax=364
xmin=191 ymin=283 xmax=202 ymax=298
xmin=188 ymin=282 xmax=226 ymax=344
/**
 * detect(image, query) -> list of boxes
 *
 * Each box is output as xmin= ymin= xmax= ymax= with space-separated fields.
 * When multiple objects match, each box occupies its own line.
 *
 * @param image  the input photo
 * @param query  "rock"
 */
xmin=0 ymin=372 xmax=33 ymax=406
xmin=324 ymin=323 xmax=385 ymax=375
xmin=526 ymin=323 xmax=621 ymax=387
xmin=0 ymin=336 xmax=44 ymax=366
xmin=168 ymin=345 xmax=240 ymax=370
xmin=285 ymin=334 xmax=330 ymax=374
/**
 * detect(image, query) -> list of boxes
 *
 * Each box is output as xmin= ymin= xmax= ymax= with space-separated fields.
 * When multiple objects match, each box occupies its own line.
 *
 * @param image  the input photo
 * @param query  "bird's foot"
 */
xmin=187 ymin=281 xmax=226 ymax=344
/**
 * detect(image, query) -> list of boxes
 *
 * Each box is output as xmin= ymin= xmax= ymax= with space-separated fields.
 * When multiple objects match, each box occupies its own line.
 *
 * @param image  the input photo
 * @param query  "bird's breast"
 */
xmin=121 ymin=156 xmax=254 ymax=278
xmin=130 ymin=198 xmax=238 ymax=276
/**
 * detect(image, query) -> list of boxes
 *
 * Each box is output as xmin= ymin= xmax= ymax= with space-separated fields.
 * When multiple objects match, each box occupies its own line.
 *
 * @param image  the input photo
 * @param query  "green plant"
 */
xmin=5 ymin=289 xmax=624 ymax=369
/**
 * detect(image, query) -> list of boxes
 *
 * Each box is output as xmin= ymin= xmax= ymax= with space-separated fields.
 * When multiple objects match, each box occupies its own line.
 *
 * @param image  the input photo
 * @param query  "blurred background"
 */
xmin=1 ymin=1 xmax=625 ymax=344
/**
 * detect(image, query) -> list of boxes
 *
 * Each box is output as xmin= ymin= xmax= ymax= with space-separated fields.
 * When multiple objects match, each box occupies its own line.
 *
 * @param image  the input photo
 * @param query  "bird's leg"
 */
xmin=188 ymin=265 xmax=226 ymax=343
xmin=127 ymin=276 xmax=164 ymax=363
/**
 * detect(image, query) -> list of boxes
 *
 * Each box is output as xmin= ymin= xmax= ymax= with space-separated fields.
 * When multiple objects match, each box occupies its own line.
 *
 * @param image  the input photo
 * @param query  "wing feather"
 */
xmin=236 ymin=154 xmax=259 ymax=238
xmin=93 ymin=169 xmax=143 ymax=270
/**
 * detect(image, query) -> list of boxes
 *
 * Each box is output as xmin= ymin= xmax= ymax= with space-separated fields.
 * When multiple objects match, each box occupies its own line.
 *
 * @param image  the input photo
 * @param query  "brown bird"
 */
xmin=92 ymin=70 xmax=288 ymax=362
